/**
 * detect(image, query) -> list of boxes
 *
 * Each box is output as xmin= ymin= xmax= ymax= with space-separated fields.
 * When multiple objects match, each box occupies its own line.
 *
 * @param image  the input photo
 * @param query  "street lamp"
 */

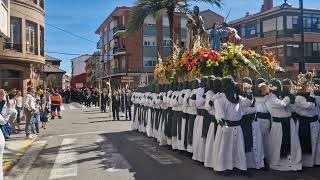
xmin=299 ymin=0 xmax=305 ymax=73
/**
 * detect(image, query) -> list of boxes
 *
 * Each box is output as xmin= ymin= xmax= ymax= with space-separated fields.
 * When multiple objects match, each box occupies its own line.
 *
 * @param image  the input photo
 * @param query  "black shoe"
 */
xmin=58 ymin=116 xmax=62 ymax=119
xmin=51 ymin=116 xmax=55 ymax=120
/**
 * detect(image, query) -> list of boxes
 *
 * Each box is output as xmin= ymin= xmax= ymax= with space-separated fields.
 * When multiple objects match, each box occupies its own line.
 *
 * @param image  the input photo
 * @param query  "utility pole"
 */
xmin=299 ymin=0 xmax=305 ymax=73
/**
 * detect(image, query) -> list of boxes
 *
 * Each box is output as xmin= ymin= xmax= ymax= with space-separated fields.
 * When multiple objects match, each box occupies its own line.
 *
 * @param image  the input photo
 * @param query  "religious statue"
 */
xmin=209 ymin=23 xmax=228 ymax=51
xmin=186 ymin=6 xmax=209 ymax=50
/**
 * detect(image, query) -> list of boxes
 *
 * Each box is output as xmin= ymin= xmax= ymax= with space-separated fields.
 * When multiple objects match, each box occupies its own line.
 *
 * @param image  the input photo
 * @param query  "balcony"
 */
xmin=113 ymin=47 xmax=126 ymax=56
xmin=112 ymin=24 xmax=126 ymax=37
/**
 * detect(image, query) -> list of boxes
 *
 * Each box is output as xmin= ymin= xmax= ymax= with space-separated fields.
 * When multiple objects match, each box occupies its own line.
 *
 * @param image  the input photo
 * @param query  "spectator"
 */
xmin=15 ymin=90 xmax=23 ymax=126
xmin=31 ymin=98 xmax=41 ymax=135
xmin=50 ymin=89 xmax=63 ymax=120
xmin=101 ymin=88 xmax=109 ymax=113
xmin=7 ymin=91 xmax=19 ymax=134
xmin=112 ymin=90 xmax=120 ymax=121
xmin=23 ymin=87 xmax=37 ymax=139
xmin=64 ymin=87 xmax=71 ymax=104
xmin=0 ymin=90 xmax=6 ymax=180
xmin=40 ymin=90 xmax=50 ymax=129
xmin=124 ymin=89 xmax=132 ymax=121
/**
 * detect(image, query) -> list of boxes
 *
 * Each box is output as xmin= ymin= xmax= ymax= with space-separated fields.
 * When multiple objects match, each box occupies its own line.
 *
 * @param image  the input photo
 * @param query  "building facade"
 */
xmin=95 ymin=6 xmax=224 ymax=88
xmin=85 ymin=51 xmax=101 ymax=88
xmin=229 ymin=0 xmax=320 ymax=78
xmin=0 ymin=0 xmax=45 ymax=94
xmin=42 ymin=55 xmax=66 ymax=90
xmin=71 ymin=54 xmax=90 ymax=88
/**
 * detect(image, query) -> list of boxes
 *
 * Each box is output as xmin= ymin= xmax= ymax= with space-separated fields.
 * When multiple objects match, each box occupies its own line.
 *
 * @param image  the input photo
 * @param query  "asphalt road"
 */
xmin=5 ymin=103 xmax=320 ymax=180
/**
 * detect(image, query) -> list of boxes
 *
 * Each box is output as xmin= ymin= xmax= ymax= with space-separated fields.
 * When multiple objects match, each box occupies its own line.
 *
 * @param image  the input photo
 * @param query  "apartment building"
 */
xmin=95 ymin=6 xmax=223 ymax=88
xmin=85 ymin=51 xmax=101 ymax=88
xmin=229 ymin=0 xmax=320 ymax=78
xmin=71 ymin=54 xmax=90 ymax=88
xmin=0 ymin=0 xmax=45 ymax=94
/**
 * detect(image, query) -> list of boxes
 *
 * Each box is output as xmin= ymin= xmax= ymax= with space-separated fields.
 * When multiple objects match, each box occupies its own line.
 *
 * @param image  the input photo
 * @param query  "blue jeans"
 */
xmin=31 ymin=113 xmax=40 ymax=134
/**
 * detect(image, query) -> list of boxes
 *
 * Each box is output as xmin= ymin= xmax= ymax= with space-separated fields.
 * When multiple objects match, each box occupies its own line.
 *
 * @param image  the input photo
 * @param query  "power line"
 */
xmin=45 ymin=51 xmax=113 ymax=57
xmin=10 ymin=8 xmax=97 ymax=44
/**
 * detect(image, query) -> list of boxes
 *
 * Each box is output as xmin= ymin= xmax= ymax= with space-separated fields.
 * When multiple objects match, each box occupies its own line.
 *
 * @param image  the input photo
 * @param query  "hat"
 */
xmin=269 ymin=78 xmax=282 ymax=97
xmin=258 ymin=83 xmax=267 ymax=88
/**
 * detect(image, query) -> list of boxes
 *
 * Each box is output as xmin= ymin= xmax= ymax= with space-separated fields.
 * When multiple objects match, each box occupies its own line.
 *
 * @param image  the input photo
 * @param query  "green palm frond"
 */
xmin=193 ymin=0 xmax=223 ymax=8
xmin=127 ymin=0 xmax=164 ymax=33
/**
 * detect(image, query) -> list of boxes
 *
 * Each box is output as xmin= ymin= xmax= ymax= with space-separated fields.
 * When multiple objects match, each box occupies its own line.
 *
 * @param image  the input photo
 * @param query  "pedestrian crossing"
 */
xmin=60 ymin=103 xmax=88 ymax=111
xmin=5 ymin=132 xmax=186 ymax=180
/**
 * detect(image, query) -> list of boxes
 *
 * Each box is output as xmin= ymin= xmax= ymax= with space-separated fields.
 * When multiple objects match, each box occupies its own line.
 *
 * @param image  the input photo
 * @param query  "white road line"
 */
xmin=58 ymin=131 xmax=106 ymax=137
xmin=97 ymin=136 xmax=132 ymax=172
xmin=69 ymin=104 xmax=76 ymax=109
xmin=127 ymin=136 xmax=182 ymax=165
xmin=5 ymin=140 xmax=47 ymax=180
xmin=49 ymin=138 xmax=78 ymax=179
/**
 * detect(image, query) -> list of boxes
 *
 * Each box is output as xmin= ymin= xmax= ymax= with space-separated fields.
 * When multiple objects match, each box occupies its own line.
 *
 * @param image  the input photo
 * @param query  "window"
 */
xmin=2 ymin=0 xmax=8 ymax=7
xmin=304 ymin=14 xmax=320 ymax=32
xmin=33 ymin=0 xmax=38 ymax=4
xmin=39 ymin=0 xmax=44 ymax=9
xmin=163 ymin=40 xmax=170 ymax=47
xmin=26 ymin=21 xmax=38 ymax=55
xmin=5 ymin=17 xmax=22 ymax=51
xmin=40 ymin=26 xmax=44 ymax=56
xmin=263 ymin=16 xmax=283 ymax=37
xmin=143 ymin=57 xmax=157 ymax=67
xmin=305 ymin=42 xmax=312 ymax=56
xmin=143 ymin=36 xmax=156 ymax=47
xmin=245 ymin=21 xmax=259 ymax=37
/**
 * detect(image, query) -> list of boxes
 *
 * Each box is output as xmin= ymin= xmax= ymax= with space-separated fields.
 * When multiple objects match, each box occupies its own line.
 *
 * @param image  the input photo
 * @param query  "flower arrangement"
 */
xmin=154 ymin=36 xmax=284 ymax=84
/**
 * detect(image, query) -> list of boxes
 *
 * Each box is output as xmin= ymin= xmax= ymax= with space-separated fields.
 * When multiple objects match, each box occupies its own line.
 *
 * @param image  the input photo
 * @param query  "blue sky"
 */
xmin=45 ymin=0 xmax=319 ymax=74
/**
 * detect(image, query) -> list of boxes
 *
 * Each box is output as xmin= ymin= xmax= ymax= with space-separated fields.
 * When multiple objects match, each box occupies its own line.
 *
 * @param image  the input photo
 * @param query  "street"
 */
xmin=2 ymin=104 xmax=320 ymax=180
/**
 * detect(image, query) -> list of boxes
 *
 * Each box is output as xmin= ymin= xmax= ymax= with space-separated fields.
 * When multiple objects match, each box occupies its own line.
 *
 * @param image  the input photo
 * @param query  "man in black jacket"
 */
xmin=124 ymin=89 xmax=132 ymax=121
xmin=112 ymin=90 xmax=120 ymax=121
xmin=101 ymin=88 xmax=109 ymax=113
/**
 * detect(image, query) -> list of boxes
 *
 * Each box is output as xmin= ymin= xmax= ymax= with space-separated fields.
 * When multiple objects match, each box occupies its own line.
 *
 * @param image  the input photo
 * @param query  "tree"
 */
xmin=127 ymin=0 xmax=222 ymax=52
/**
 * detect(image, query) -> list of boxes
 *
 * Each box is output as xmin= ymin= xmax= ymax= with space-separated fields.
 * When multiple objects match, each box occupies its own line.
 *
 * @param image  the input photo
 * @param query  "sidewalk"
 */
xmin=3 ymin=133 xmax=36 ymax=174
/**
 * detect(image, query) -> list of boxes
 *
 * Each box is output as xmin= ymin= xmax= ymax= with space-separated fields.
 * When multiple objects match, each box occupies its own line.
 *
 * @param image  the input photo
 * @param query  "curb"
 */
xmin=3 ymin=138 xmax=37 ymax=174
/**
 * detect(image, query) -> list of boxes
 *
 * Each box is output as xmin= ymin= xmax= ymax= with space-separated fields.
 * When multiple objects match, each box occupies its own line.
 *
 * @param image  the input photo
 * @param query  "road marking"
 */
xmin=127 ymin=136 xmax=182 ymax=165
xmin=5 ymin=140 xmax=47 ymax=180
xmin=69 ymin=104 xmax=76 ymax=109
xmin=49 ymin=138 xmax=77 ymax=179
xmin=97 ymin=136 xmax=132 ymax=172
xmin=58 ymin=131 xmax=106 ymax=137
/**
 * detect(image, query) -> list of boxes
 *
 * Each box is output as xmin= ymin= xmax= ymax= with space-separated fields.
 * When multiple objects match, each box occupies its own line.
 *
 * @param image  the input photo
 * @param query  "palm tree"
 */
xmin=127 ymin=0 xmax=222 ymax=51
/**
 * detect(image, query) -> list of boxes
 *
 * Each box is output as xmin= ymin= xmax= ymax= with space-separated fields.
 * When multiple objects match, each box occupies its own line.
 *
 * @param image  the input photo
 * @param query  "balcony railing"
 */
xmin=113 ymin=47 xmax=126 ymax=55
xmin=3 ymin=42 xmax=22 ymax=52
xmin=112 ymin=24 xmax=126 ymax=36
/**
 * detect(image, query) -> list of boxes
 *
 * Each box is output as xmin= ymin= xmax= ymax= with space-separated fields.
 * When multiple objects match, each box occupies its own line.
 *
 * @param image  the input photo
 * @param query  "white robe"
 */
xmin=255 ymin=96 xmax=270 ymax=161
xmin=171 ymin=91 xmax=180 ymax=150
xmin=265 ymin=93 xmax=302 ymax=171
xmin=180 ymin=89 xmax=191 ymax=151
xmin=177 ymin=89 xmax=187 ymax=151
xmin=204 ymin=91 xmax=220 ymax=168
xmin=187 ymin=89 xmax=197 ymax=153
xmin=243 ymin=106 xmax=264 ymax=169
xmin=192 ymin=87 xmax=206 ymax=162
xmin=295 ymin=95 xmax=319 ymax=167
xmin=212 ymin=94 xmax=249 ymax=171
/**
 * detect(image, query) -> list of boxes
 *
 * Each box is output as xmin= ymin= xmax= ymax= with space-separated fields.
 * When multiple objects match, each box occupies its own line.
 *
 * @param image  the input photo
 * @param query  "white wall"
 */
xmin=71 ymin=55 xmax=90 ymax=76
xmin=0 ymin=0 xmax=10 ymax=37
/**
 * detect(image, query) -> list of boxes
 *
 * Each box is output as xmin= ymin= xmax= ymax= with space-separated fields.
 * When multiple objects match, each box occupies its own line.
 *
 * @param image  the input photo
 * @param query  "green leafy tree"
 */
xmin=127 ymin=0 xmax=222 ymax=51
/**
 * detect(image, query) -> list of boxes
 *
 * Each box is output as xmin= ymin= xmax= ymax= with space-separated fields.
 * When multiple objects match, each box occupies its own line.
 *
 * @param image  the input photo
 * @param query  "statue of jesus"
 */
xmin=186 ymin=6 xmax=209 ymax=49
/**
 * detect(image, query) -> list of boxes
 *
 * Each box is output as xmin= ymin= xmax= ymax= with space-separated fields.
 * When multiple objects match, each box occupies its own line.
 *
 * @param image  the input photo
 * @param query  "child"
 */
xmin=31 ymin=98 xmax=41 ymax=135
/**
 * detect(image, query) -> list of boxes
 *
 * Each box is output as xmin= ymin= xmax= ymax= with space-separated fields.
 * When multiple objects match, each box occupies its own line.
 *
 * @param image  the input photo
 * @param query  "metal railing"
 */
xmin=112 ymin=24 xmax=126 ymax=35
